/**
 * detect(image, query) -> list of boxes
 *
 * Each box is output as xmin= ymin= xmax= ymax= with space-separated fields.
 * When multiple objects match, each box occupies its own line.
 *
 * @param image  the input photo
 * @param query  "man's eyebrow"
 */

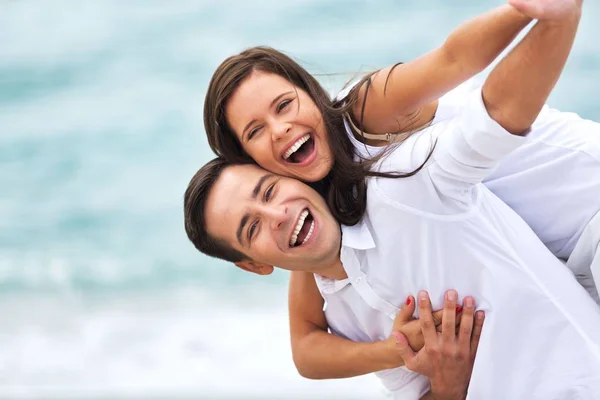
xmin=236 ymin=215 xmax=249 ymax=246
xmin=235 ymin=173 xmax=275 ymax=246
xmin=252 ymin=173 xmax=274 ymax=199
xmin=241 ymin=91 xmax=294 ymax=140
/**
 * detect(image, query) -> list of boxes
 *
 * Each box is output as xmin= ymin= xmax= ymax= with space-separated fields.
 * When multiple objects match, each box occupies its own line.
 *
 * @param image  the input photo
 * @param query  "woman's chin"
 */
xmin=290 ymin=159 xmax=332 ymax=183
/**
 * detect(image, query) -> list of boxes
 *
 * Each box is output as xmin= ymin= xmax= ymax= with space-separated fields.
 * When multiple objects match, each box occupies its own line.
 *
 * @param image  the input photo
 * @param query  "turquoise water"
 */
xmin=1 ymin=1 xmax=599 ymax=398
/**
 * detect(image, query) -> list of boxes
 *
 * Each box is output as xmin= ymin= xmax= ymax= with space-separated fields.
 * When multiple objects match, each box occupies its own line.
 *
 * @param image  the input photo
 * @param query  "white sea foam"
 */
xmin=0 ymin=289 xmax=385 ymax=399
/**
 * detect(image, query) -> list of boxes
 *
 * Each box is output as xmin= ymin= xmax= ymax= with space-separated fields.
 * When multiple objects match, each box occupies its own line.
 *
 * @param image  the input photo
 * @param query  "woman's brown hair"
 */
xmin=203 ymin=46 xmax=433 ymax=226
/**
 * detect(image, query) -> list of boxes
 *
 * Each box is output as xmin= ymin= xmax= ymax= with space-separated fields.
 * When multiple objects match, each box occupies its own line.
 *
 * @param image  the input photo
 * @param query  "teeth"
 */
xmin=289 ymin=210 xmax=309 ymax=246
xmin=283 ymin=134 xmax=310 ymax=160
xmin=302 ymin=220 xmax=315 ymax=244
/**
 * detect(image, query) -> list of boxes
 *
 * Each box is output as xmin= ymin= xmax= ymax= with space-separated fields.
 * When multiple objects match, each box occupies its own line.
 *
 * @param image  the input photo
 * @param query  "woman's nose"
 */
xmin=271 ymin=119 xmax=291 ymax=142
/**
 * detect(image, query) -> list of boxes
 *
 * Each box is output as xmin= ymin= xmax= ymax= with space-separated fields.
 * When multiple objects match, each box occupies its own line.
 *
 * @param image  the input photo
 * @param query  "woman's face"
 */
xmin=225 ymin=70 xmax=334 ymax=182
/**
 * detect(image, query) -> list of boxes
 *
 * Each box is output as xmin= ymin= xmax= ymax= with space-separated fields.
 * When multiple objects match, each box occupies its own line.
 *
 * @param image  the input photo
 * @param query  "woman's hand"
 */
xmin=509 ymin=0 xmax=582 ymax=21
xmin=393 ymin=290 xmax=484 ymax=400
xmin=390 ymin=296 xmax=462 ymax=352
xmin=384 ymin=295 xmax=463 ymax=367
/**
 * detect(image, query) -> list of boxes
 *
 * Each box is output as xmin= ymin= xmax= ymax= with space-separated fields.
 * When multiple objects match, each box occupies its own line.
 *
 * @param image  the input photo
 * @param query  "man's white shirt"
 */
xmin=316 ymin=88 xmax=600 ymax=399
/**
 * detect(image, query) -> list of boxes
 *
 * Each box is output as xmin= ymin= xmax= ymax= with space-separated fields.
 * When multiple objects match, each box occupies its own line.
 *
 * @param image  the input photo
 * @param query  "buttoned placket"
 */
xmin=340 ymin=246 xmax=399 ymax=320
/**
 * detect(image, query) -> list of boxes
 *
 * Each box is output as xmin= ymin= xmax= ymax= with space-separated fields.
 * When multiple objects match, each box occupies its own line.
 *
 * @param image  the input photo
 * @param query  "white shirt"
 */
xmin=344 ymin=81 xmax=600 ymax=300
xmin=342 ymin=80 xmax=600 ymax=261
xmin=570 ymin=209 xmax=600 ymax=302
xmin=486 ymin=103 xmax=600 ymax=301
xmin=317 ymin=89 xmax=600 ymax=399
xmin=455 ymin=85 xmax=600 ymax=260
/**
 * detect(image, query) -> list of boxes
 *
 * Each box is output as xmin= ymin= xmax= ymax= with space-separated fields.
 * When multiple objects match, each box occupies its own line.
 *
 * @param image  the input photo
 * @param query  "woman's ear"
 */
xmin=234 ymin=260 xmax=274 ymax=275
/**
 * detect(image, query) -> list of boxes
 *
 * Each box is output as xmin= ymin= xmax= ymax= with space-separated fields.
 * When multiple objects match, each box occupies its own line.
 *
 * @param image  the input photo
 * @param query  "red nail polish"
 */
xmin=456 ymin=306 xmax=462 ymax=313
xmin=406 ymin=297 xmax=411 ymax=305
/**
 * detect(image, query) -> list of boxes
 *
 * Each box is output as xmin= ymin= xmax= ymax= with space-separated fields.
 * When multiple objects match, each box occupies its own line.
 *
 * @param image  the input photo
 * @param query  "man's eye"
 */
xmin=248 ymin=126 xmax=262 ymax=140
xmin=265 ymin=184 xmax=274 ymax=201
xmin=248 ymin=222 xmax=258 ymax=240
xmin=277 ymin=99 xmax=291 ymax=113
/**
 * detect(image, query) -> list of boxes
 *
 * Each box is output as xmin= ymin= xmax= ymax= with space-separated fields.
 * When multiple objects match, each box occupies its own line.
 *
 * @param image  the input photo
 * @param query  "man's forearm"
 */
xmin=443 ymin=5 xmax=532 ymax=74
xmin=292 ymin=329 xmax=400 ymax=379
xmin=482 ymin=9 xmax=581 ymax=134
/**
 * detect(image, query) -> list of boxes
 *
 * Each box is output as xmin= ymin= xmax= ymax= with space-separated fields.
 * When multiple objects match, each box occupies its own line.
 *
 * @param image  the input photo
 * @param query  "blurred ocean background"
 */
xmin=1 ymin=1 xmax=599 ymax=399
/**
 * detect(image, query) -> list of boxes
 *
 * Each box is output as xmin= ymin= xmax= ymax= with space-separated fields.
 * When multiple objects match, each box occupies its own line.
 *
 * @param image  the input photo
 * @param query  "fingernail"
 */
xmin=447 ymin=290 xmax=456 ymax=301
xmin=455 ymin=306 xmax=462 ymax=313
xmin=476 ymin=311 xmax=485 ymax=320
xmin=419 ymin=291 xmax=428 ymax=301
xmin=465 ymin=297 xmax=474 ymax=308
xmin=406 ymin=296 xmax=411 ymax=305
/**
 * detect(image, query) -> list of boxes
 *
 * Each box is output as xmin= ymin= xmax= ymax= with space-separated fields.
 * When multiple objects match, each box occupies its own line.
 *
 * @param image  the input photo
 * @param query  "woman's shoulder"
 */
xmin=372 ymin=129 xmax=441 ymax=174
xmin=334 ymin=78 xmax=363 ymax=102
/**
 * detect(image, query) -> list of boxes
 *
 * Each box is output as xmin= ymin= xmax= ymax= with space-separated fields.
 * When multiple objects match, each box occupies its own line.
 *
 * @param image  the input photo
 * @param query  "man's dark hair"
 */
xmin=184 ymin=157 xmax=248 ymax=262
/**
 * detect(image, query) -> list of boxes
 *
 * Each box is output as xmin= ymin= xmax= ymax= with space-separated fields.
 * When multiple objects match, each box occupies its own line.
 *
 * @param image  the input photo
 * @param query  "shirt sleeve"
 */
xmin=431 ymin=88 xmax=528 ymax=194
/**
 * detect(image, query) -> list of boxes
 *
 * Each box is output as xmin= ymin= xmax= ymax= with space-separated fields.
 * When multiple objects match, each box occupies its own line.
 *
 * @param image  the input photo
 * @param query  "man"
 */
xmin=184 ymin=154 xmax=600 ymax=398
xmin=185 ymin=1 xmax=600 ymax=398
xmin=187 ymin=158 xmax=488 ymax=398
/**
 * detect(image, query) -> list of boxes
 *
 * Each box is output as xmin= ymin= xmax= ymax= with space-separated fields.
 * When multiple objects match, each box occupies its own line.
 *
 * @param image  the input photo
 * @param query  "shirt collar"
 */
xmin=314 ymin=218 xmax=376 ymax=295
xmin=313 ymin=274 xmax=351 ymax=295
xmin=341 ymin=217 xmax=376 ymax=250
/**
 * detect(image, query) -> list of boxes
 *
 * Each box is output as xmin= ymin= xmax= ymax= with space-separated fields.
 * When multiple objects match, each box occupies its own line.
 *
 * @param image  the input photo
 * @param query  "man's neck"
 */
xmin=317 ymin=258 xmax=348 ymax=281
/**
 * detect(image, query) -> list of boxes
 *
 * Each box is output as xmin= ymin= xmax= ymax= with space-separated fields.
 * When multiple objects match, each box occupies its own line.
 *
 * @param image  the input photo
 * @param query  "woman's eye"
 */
xmin=277 ymin=99 xmax=291 ymax=113
xmin=248 ymin=126 xmax=262 ymax=140
xmin=265 ymin=185 xmax=274 ymax=201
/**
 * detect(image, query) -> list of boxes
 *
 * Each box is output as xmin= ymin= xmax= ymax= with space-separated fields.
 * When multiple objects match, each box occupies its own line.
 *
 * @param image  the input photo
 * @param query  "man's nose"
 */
xmin=261 ymin=204 xmax=288 ymax=230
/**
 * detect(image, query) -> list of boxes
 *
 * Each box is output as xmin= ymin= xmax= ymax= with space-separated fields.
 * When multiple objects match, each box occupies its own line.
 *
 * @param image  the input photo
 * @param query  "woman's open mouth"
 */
xmin=289 ymin=209 xmax=315 ymax=247
xmin=282 ymin=134 xmax=316 ymax=164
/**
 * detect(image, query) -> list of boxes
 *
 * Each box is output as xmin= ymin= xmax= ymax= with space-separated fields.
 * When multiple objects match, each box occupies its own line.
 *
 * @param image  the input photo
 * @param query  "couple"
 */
xmin=186 ymin=0 xmax=600 ymax=398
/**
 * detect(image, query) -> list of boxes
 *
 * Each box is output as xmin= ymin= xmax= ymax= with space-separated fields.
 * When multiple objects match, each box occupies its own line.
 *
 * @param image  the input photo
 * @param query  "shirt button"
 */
xmin=355 ymin=277 xmax=362 ymax=284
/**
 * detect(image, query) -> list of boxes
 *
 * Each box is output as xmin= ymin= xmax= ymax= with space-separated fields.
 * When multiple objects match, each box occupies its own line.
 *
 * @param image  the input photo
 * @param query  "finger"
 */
xmin=457 ymin=296 xmax=475 ymax=349
xmin=441 ymin=290 xmax=457 ymax=343
xmin=455 ymin=305 xmax=462 ymax=326
xmin=418 ymin=291 xmax=437 ymax=345
xmin=392 ymin=295 xmax=416 ymax=331
xmin=470 ymin=310 xmax=486 ymax=358
xmin=448 ymin=310 xmax=463 ymax=333
xmin=508 ymin=0 xmax=542 ymax=17
xmin=432 ymin=309 xmax=444 ymax=333
xmin=431 ymin=307 xmax=445 ymax=326
xmin=400 ymin=319 xmax=426 ymax=351
xmin=433 ymin=306 xmax=461 ymax=332
xmin=391 ymin=331 xmax=417 ymax=367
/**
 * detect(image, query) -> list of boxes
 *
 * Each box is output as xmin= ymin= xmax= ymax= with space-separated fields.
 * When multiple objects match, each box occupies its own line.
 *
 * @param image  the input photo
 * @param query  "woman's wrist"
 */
xmin=373 ymin=336 xmax=405 ymax=370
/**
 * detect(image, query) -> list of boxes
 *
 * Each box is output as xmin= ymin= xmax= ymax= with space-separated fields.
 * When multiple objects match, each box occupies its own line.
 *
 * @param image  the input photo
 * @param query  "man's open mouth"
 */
xmin=282 ymin=133 xmax=315 ymax=164
xmin=289 ymin=208 xmax=315 ymax=247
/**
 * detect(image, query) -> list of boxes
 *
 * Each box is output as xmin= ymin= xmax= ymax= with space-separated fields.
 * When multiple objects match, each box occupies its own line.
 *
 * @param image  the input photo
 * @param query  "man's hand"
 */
xmin=393 ymin=290 xmax=485 ymax=400
xmin=509 ymin=0 xmax=582 ymax=21
xmin=386 ymin=295 xmax=462 ymax=360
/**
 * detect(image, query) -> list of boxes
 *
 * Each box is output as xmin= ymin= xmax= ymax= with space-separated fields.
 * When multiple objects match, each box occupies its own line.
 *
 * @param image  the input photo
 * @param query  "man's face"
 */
xmin=205 ymin=164 xmax=341 ymax=274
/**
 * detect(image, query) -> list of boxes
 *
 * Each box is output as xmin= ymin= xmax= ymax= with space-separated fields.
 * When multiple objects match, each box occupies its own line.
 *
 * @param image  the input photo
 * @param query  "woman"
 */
xmin=201 ymin=0 xmax=600 ymax=392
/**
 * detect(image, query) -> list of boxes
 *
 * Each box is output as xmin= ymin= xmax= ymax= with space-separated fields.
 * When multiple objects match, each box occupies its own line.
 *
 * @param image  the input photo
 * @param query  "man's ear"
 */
xmin=234 ymin=260 xmax=274 ymax=275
